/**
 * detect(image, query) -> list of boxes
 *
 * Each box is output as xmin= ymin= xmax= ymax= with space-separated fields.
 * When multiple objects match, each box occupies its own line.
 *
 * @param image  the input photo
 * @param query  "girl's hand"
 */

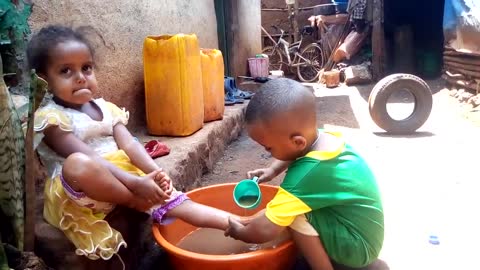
xmin=130 ymin=197 xmax=153 ymax=212
xmin=246 ymin=167 xmax=276 ymax=183
xmin=154 ymin=170 xmax=174 ymax=196
xmin=132 ymin=170 xmax=170 ymax=205
xmin=224 ymin=216 xmax=245 ymax=240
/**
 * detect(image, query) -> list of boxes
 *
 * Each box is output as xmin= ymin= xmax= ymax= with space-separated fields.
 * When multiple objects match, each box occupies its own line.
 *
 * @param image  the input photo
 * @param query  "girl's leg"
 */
xmin=164 ymin=200 xmax=231 ymax=230
xmin=62 ymin=152 xmax=137 ymax=208
xmin=288 ymin=228 xmax=333 ymax=270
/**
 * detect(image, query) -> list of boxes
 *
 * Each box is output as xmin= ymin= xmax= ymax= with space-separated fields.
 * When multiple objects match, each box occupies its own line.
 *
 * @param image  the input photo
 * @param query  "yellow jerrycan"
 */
xmin=200 ymin=49 xmax=225 ymax=122
xmin=143 ymin=34 xmax=204 ymax=136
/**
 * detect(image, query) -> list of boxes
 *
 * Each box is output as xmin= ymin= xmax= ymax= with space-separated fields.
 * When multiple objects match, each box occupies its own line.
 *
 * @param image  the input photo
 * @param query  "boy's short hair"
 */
xmin=245 ymin=78 xmax=315 ymax=124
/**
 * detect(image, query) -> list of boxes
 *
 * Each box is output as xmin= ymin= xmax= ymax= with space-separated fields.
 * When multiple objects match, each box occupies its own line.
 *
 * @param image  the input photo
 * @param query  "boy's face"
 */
xmin=247 ymin=120 xmax=307 ymax=161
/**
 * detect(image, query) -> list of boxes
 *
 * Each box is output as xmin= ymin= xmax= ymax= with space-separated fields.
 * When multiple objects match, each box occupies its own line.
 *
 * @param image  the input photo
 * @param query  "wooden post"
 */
xmin=287 ymin=4 xmax=294 ymax=42
xmin=372 ymin=0 xmax=386 ymax=80
xmin=24 ymin=80 xmax=35 ymax=252
xmin=286 ymin=0 xmax=300 ymax=42
xmin=262 ymin=26 xmax=278 ymax=45
xmin=224 ymin=0 xmax=262 ymax=78
xmin=293 ymin=0 xmax=300 ymax=42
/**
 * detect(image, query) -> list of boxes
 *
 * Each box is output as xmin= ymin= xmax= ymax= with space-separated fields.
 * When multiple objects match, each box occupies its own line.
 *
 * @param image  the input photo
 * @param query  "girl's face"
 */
xmin=42 ymin=40 xmax=97 ymax=106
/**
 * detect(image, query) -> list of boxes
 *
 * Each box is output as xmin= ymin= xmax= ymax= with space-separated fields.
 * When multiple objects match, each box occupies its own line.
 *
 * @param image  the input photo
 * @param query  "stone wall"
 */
xmin=29 ymin=0 xmax=219 ymax=129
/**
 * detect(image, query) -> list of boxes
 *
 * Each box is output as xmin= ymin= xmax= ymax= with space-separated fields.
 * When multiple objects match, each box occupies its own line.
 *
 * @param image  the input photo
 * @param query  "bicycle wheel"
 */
xmin=297 ymin=43 xmax=324 ymax=83
xmin=262 ymin=46 xmax=283 ymax=72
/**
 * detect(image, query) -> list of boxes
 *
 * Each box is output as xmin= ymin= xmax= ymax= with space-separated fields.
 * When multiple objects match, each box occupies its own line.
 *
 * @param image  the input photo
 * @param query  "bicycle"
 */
xmin=261 ymin=25 xmax=324 ymax=82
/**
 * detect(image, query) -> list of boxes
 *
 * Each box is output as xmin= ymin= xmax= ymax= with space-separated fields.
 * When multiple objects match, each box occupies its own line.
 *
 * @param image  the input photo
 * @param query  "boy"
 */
xmin=225 ymin=78 xmax=384 ymax=270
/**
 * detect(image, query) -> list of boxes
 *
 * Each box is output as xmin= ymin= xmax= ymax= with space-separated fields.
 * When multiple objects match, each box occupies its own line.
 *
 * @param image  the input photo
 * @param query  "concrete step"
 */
xmin=136 ymin=102 xmax=247 ymax=191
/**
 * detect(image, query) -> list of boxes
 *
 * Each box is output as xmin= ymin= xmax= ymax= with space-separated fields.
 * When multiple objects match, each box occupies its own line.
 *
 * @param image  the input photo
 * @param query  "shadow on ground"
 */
xmin=160 ymin=255 xmax=390 ymax=270
xmin=373 ymin=131 xmax=436 ymax=138
xmin=316 ymin=95 xmax=360 ymax=129
xmin=355 ymin=84 xmax=374 ymax=103
xmin=293 ymin=257 xmax=390 ymax=270
xmin=356 ymin=78 xmax=445 ymax=103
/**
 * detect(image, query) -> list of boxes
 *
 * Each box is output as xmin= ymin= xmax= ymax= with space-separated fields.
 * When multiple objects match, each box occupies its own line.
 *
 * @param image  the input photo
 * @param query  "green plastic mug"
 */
xmin=233 ymin=176 xmax=262 ymax=209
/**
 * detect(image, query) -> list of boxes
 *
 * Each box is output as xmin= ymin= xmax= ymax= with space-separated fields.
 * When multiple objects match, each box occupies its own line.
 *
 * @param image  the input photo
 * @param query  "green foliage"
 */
xmin=0 ymin=0 xmax=31 ymax=45
xmin=0 ymin=1 xmax=32 ymax=268
xmin=0 ymin=0 xmax=31 ymax=93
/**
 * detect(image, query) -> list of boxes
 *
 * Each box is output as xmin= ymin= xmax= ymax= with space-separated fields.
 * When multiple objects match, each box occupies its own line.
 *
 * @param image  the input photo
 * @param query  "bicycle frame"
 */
xmin=262 ymin=26 xmax=312 ymax=67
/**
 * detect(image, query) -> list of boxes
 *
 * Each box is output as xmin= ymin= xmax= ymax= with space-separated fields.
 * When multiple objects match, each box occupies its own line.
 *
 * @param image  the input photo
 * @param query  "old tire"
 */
xmin=368 ymin=73 xmax=433 ymax=134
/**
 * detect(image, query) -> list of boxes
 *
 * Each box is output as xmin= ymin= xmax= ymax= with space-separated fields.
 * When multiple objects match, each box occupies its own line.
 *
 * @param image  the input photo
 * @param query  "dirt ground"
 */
xmin=202 ymin=78 xmax=480 ymax=270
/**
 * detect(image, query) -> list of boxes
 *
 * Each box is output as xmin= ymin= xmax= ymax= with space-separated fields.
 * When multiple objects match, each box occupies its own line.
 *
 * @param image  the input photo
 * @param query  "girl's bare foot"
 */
xmin=154 ymin=170 xmax=173 ymax=196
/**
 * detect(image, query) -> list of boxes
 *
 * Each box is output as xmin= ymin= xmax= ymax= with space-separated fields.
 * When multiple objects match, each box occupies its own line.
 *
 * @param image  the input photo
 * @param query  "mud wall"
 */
xmin=262 ymin=0 xmax=330 ymax=46
xmin=29 ymin=0 xmax=219 ymax=129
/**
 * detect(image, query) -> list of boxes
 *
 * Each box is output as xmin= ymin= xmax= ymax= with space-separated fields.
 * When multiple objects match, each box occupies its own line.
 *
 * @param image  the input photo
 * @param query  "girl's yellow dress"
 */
xmin=34 ymin=98 xmax=141 ymax=260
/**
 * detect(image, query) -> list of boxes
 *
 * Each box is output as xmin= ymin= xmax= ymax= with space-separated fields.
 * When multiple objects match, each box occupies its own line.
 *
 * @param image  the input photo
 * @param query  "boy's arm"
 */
xmin=270 ymin=159 xmax=292 ymax=175
xmin=225 ymin=212 xmax=285 ymax=243
xmin=247 ymin=159 xmax=292 ymax=183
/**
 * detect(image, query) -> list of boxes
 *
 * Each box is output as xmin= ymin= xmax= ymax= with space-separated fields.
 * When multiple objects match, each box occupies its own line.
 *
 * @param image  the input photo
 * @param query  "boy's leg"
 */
xmin=288 ymin=228 xmax=333 ymax=270
xmin=164 ymin=200 xmax=231 ymax=230
xmin=62 ymin=152 xmax=138 ymax=208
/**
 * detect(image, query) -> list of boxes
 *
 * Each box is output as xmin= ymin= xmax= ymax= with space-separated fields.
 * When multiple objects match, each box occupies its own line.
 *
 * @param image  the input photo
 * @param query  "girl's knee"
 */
xmin=63 ymin=153 xmax=98 ymax=179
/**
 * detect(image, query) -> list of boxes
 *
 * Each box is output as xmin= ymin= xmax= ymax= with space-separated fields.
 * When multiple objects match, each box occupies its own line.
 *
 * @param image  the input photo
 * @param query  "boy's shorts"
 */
xmin=289 ymin=214 xmax=377 ymax=268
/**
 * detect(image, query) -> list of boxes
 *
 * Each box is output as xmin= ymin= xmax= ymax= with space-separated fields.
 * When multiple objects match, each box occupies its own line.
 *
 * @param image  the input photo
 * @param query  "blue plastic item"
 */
xmin=335 ymin=3 xmax=348 ymax=13
xmin=224 ymin=77 xmax=245 ymax=104
xmin=233 ymin=176 xmax=262 ymax=209
xmin=429 ymin=235 xmax=440 ymax=245
xmin=224 ymin=76 xmax=253 ymax=100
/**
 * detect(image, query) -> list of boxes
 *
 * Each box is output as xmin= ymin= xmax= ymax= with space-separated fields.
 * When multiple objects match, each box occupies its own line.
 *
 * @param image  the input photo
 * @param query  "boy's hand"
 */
xmin=154 ymin=170 xmax=174 ymax=196
xmin=230 ymin=215 xmax=252 ymax=226
xmin=132 ymin=170 xmax=170 ymax=205
xmin=224 ymin=216 xmax=245 ymax=240
xmin=247 ymin=167 xmax=276 ymax=183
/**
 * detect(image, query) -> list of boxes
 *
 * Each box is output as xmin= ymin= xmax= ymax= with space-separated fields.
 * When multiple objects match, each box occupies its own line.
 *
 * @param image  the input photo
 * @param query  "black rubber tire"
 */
xmin=368 ymin=73 xmax=433 ymax=134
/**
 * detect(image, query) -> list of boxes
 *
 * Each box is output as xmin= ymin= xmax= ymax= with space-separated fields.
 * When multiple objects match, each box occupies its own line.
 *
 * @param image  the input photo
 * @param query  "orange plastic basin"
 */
xmin=152 ymin=184 xmax=297 ymax=270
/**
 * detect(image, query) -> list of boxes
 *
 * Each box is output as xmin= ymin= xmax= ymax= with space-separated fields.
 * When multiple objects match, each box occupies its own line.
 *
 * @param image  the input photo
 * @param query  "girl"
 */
xmin=28 ymin=25 xmax=232 ymax=261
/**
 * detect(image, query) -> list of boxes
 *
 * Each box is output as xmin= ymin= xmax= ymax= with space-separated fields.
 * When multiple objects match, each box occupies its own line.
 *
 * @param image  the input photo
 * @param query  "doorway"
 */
xmin=384 ymin=0 xmax=445 ymax=79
